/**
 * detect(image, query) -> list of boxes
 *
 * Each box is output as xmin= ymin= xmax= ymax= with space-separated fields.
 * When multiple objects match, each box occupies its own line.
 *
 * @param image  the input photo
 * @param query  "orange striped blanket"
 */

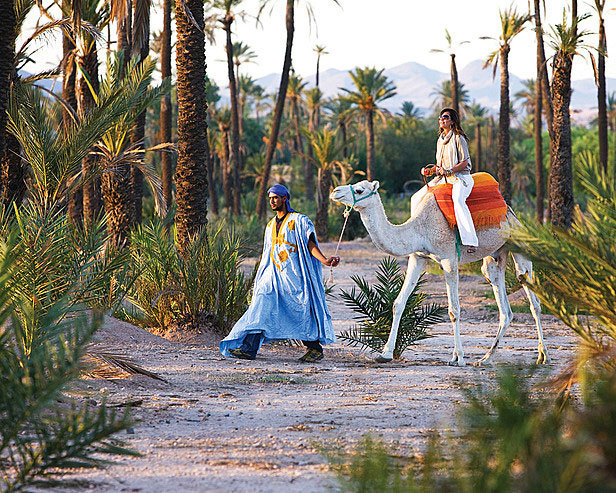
xmin=424 ymin=172 xmax=508 ymax=230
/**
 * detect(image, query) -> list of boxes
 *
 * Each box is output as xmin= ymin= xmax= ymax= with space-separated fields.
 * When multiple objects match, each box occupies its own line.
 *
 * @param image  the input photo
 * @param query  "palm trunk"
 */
xmin=160 ymin=0 xmax=173 ymax=210
xmin=131 ymin=5 xmax=150 ymax=224
xmin=175 ymin=0 xmax=208 ymax=251
xmin=450 ymin=53 xmax=459 ymax=116
xmin=497 ymin=44 xmax=511 ymax=204
xmin=0 ymin=0 xmax=14 ymax=166
xmin=316 ymin=55 xmax=320 ymax=87
xmin=597 ymin=16 xmax=608 ymax=173
xmin=256 ymin=0 xmax=294 ymax=218
xmin=315 ymin=166 xmax=332 ymax=241
xmin=366 ymin=110 xmax=375 ymax=181
xmin=292 ymin=99 xmax=312 ymax=200
xmin=63 ymin=19 xmax=81 ymax=226
xmin=0 ymin=2 xmax=25 ymax=210
xmin=474 ymin=121 xmax=482 ymax=171
xmin=223 ymin=17 xmax=242 ymax=216
xmin=80 ymin=40 xmax=102 ymax=227
xmin=549 ymin=50 xmax=574 ymax=228
xmin=117 ymin=1 xmax=132 ymax=72
xmin=205 ymin=130 xmax=218 ymax=215
xmin=534 ymin=76 xmax=544 ymax=224
xmin=487 ymin=116 xmax=495 ymax=175
xmin=219 ymin=123 xmax=232 ymax=209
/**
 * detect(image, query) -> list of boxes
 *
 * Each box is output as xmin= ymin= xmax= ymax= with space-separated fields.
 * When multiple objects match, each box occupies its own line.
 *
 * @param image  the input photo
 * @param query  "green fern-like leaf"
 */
xmin=338 ymin=257 xmax=446 ymax=359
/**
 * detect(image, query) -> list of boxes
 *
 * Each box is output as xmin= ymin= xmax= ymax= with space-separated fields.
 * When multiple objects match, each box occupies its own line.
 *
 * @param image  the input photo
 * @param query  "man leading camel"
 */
xmin=220 ymin=184 xmax=340 ymax=362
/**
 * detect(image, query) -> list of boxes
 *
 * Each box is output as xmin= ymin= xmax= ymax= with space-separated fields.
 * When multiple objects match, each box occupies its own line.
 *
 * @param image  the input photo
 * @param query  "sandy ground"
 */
xmin=53 ymin=239 xmax=575 ymax=492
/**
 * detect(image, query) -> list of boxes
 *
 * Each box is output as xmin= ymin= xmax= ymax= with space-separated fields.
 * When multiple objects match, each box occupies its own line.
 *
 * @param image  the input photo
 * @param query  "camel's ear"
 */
xmin=371 ymin=180 xmax=380 ymax=191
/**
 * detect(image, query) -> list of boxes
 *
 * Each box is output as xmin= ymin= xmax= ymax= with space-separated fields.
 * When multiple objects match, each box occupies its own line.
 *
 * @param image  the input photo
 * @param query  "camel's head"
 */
xmin=330 ymin=180 xmax=380 ymax=211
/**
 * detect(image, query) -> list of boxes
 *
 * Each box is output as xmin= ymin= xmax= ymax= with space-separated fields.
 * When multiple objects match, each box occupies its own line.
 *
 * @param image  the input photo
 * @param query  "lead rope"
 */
xmin=327 ymin=204 xmax=353 ymax=284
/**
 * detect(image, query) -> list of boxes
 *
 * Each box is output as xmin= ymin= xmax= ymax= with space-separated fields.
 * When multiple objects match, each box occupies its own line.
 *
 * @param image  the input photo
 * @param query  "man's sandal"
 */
xmin=299 ymin=349 xmax=324 ymax=363
xmin=229 ymin=348 xmax=256 ymax=360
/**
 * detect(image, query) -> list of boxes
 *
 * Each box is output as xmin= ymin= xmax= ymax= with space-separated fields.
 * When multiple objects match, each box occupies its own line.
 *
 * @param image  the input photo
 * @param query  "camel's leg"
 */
xmin=476 ymin=250 xmax=513 ymax=366
xmin=511 ymin=252 xmax=550 ymax=364
xmin=376 ymin=254 xmax=427 ymax=362
xmin=440 ymin=258 xmax=465 ymax=367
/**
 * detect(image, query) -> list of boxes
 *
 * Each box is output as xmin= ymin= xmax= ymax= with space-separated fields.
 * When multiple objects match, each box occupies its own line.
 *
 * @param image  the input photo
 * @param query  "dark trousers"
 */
xmin=240 ymin=332 xmax=322 ymax=356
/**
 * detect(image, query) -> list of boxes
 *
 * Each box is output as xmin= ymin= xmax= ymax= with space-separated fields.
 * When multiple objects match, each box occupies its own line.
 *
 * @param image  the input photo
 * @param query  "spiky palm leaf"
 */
xmin=338 ymin=257 xmax=445 ymax=359
xmin=510 ymin=151 xmax=616 ymax=354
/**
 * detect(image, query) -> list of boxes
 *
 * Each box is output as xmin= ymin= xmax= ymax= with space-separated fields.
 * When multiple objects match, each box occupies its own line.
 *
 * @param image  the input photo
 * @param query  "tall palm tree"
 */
xmin=304 ymin=127 xmax=346 ymax=240
xmin=431 ymin=29 xmax=469 ymax=117
xmin=0 ymin=0 xmax=25 ymax=210
xmin=255 ymin=0 xmax=341 ymax=218
xmin=483 ymin=6 xmax=530 ymax=205
xmin=214 ymin=107 xmax=232 ymax=209
xmin=232 ymin=41 xmax=256 ymax=135
xmin=175 ymin=0 xmax=209 ymax=250
xmin=533 ymin=0 xmax=552 ymax=223
xmin=466 ymin=102 xmax=489 ymax=172
xmin=130 ymin=0 xmax=152 ymax=224
xmin=593 ymin=0 xmax=608 ymax=173
xmin=285 ymin=74 xmax=311 ymax=197
xmin=431 ymin=79 xmax=471 ymax=116
xmin=0 ymin=0 xmax=15 ymax=173
xmin=314 ymin=44 xmax=328 ymax=88
xmin=62 ymin=0 xmax=81 ymax=227
xmin=324 ymin=95 xmax=352 ymax=158
xmin=159 ymin=0 xmax=173 ymax=210
xmin=342 ymin=67 xmax=396 ymax=181
xmin=78 ymin=0 xmax=108 ymax=228
xmin=398 ymin=101 xmax=421 ymax=119
xmin=547 ymin=11 xmax=590 ymax=228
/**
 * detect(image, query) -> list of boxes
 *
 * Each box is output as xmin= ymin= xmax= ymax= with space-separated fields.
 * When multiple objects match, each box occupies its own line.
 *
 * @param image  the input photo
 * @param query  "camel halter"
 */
xmin=327 ymin=185 xmax=377 ymax=284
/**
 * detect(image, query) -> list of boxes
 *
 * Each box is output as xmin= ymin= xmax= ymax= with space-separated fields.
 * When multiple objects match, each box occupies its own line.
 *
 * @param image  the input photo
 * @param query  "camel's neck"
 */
xmin=358 ymin=199 xmax=423 ymax=256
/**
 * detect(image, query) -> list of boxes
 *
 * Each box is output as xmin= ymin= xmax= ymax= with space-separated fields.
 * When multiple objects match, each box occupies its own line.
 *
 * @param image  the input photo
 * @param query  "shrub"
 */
xmin=338 ymin=257 xmax=445 ymax=358
xmin=122 ymin=220 xmax=256 ymax=335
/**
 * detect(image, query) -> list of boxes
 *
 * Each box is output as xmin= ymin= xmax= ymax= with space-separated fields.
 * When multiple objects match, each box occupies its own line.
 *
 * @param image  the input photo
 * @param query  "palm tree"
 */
xmin=431 ymin=29 xmax=469 ymax=117
xmin=214 ymin=0 xmax=244 ymax=216
xmin=514 ymin=79 xmax=536 ymax=117
xmin=175 ymin=0 xmax=209 ymax=250
xmin=286 ymin=74 xmax=311 ymax=198
xmin=0 ymin=0 xmax=25 ymax=210
xmin=324 ymin=95 xmax=352 ymax=158
xmin=314 ymin=44 xmax=328 ymax=88
xmin=0 ymin=0 xmax=15 ymax=179
xmin=342 ymin=67 xmax=396 ymax=181
xmin=466 ymin=102 xmax=489 ymax=172
xmin=398 ymin=101 xmax=422 ymax=119
xmin=77 ymin=0 xmax=108 ymax=228
xmin=232 ymin=41 xmax=256 ymax=135
xmin=483 ymin=6 xmax=530 ymax=205
xmin=304 ymin=127 xmax=347 ymax=240
xmin=160 ymin=0 xmax=173 ymax=210
xmin=255 ymin=0 xmax=341 ymax=218
xmin=214 ymin=107 xmax=232 ymax=209
xmin=548 ymin=12 xmax=590 ymax=228
xmin=593 ymin=0 xmax=608 ymax=173
xmin=431 ymin=80 xmax=470 ymax=115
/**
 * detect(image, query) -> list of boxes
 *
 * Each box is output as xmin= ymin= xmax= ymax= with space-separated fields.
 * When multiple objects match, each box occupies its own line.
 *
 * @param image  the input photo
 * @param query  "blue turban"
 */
xmin=267 ymin=184 xmax=296 ymax=213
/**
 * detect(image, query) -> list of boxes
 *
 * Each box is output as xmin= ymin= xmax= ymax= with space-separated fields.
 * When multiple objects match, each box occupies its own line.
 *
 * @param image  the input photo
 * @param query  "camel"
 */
xmin=330 ymin=180 xmax=550 ymax=367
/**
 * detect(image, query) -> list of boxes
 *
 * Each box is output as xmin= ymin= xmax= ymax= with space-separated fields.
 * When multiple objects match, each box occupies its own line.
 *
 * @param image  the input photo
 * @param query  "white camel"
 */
xmin=330 ymin=180 xmax=550 ymax=367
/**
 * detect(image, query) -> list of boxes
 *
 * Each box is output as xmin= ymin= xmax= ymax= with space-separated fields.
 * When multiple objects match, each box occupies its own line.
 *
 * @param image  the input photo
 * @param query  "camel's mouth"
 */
xmin=329 ymin=189 xmax=344 ymax=202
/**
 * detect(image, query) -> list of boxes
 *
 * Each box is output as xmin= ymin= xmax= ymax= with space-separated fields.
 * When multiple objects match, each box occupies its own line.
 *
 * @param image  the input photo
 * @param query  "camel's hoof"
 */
xmin=536 ymin=353 xmax=551 ymax=365
xmin=474 ymin=357 xmax=493 ymax=367
xmin=374 ymin=355 xmax=393 ymax=363
xmin=448 ymin=359 xmax=466 ymax=367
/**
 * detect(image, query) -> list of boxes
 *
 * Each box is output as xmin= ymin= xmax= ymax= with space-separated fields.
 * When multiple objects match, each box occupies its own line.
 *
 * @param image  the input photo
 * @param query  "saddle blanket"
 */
xmin=426 ymin=172 xmax=508 ymax=230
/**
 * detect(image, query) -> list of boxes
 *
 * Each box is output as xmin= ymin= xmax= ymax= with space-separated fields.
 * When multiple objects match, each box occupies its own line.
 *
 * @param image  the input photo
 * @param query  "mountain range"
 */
xmin=251 ymin=59 xmax=614 ymax=123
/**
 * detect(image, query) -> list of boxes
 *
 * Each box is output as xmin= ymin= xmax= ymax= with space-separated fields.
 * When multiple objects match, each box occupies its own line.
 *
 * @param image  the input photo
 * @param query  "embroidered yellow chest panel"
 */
xmin=269 ymin=214 xmax=298 ymax=270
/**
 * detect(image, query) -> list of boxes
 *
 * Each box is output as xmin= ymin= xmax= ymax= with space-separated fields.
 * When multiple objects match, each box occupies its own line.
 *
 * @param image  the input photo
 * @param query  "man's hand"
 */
xmin=323 ymin=256 xmax=340 ymax=267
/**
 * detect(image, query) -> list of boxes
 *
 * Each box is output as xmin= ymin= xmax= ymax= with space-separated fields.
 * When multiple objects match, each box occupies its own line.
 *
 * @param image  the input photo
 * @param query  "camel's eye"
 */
xmin=356 ymin=189 xmax=363 ymax=195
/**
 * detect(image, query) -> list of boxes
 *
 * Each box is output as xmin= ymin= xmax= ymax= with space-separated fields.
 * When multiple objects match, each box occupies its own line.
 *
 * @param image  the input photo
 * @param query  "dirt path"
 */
xmin=58 ymin=240 xmax=575 ymax=492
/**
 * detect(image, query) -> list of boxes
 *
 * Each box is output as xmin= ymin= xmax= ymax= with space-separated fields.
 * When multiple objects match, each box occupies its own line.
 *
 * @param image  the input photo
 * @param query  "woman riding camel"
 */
xmin=411 ymin=108 xmax=478 ymax=254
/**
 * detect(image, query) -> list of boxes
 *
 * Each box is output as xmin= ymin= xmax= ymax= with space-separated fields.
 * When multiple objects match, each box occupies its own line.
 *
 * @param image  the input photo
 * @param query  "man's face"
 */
xmin=269 ymin=193 xmax=287 ymax=212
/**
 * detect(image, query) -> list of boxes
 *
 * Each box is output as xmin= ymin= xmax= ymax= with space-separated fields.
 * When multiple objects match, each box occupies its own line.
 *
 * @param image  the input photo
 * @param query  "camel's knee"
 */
xmin=481 ymin=256 xmax=502 ymax=285
xmin=448 ymin=310 xmax=458 ymax=324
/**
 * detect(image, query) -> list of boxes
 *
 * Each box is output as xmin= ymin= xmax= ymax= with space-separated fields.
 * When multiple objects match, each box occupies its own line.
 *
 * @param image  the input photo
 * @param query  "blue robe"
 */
xmin=219 ymin=213 xmax=335 ymax=356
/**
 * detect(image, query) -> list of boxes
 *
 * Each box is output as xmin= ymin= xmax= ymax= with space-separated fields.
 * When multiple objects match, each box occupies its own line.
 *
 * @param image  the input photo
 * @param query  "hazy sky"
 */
xmin=22 ymin=0 xmax=615 ymax=88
